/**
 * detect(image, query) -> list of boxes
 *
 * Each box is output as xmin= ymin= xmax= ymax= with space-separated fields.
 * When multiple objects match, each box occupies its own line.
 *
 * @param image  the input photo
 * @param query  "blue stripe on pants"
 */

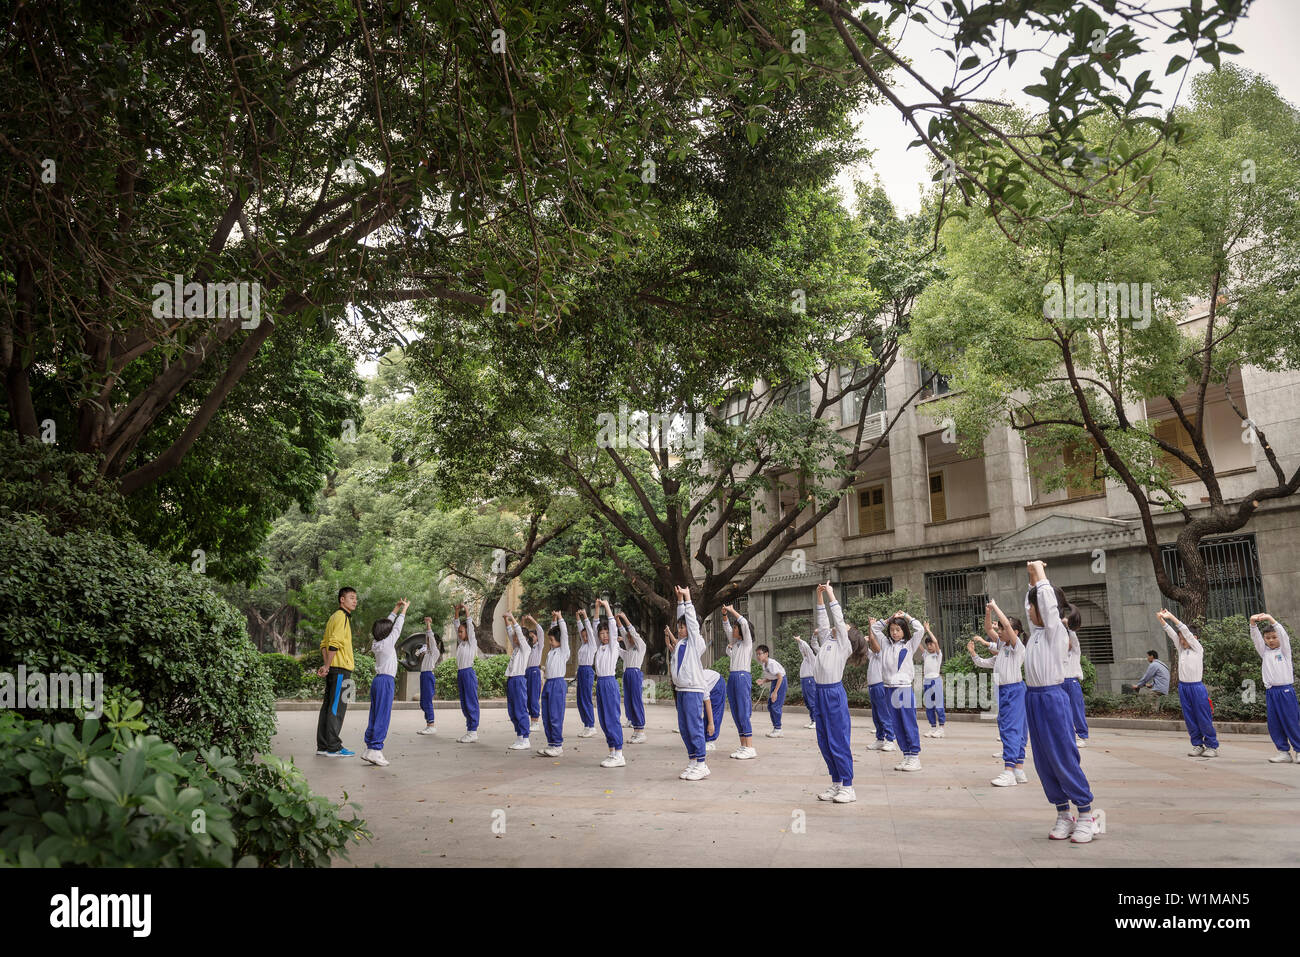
xmin=596 ymin=675 xmax=624 ymax=749
xmin=998 ymin=681 xmax=1027 ymax=767
xmin=676 ymin=690 xmax=705 ymax=761
xmin=526 ymin=666 xmax=542 ymax=719
xmin=457 ymin=667 xmax=480 ymax=731
xmin=624 ymin=668 xmax=646 ymax=729
xmin=801 ymin=676 xmax=818 ymax=726
xmin=575 ymin=665 xmax=596 ymax=728
xmin=768 ymin=678 xmax=786 ymax=729
xmin=1064 ymin=677 xmax=1089 ymax=738
xmin=868 ymin=682 xmax=895 ymax=741
xmin=1265 ymin=684 xmax=1300 ymax=752
xmin=363 ymin=674 xmax=395 ymax=750
xmin=813 ymin=682 xmax=853 ymax=786
xmin=728 ymin=670 xmax=753 ymax=736
xmin=889 ymin=685 xmax=920 ymax=755
xmin=1025 ymin=684 xmax=1093 ymax=809
xmin=923 ymin=677 xmax=946 ymax=726
xmin=419 ymin=671 xmax=437 ymax=723
xmin=1177 ymin=680 xmax=1218 ymax=749
xmin=707 ymin=680 xmax=727 ymax=742
xmin=542 ymin=677 xmax=566 ymax=746
xmin=506 ymin=675 xmax=530 ymax=737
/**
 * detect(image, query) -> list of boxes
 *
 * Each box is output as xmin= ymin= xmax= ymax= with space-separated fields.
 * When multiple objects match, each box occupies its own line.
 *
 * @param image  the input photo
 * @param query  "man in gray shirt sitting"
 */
xmin=1132 ymin=650 xmax=1171 ymax=696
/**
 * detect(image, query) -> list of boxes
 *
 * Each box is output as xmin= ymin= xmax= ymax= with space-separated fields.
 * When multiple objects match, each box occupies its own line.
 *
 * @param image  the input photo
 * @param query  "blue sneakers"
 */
xmin=316 ymin=747 xmax=355 ymax=757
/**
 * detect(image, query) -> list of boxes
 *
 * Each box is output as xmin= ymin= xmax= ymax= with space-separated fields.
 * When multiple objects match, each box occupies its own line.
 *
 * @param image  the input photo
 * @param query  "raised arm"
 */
xmin=968 ymin=639 xmax=994 ymax=669
xmin=866 ymin=617 xmax=883 ymax=654
xmin=906 ymin=614 xmax=925 ymax=653
xmin=991 ymin=600 xmax=1018 ymax=647
xmin=793 ymin=635 xmax=816 ymax=666
xmin=984 ymin=602 xmax=997 ymax=642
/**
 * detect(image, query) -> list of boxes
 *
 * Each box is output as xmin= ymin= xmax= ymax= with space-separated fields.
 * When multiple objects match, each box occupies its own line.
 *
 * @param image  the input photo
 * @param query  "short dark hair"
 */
xmin=756 ymin=644 xmax=770 ymax=654
xmin=1065 ymin=607 xmax=1083 ymax=631
xmin=372 ymin=618 xmax=395 ymax=642
xmin=338 ymin=586 xmax=357 ymax=602
xmin=1147 ymin=649 xmax=1159 ymax=659
xmin=1260 ymin=621 xmax=1277 ymax=634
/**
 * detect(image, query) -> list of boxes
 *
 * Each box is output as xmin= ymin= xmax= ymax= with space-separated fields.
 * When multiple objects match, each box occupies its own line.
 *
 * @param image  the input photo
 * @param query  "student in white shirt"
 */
xmin=1063 ymin=621 xmax=1089 ymax=748
xmin=864 ymin=632 xmax=897 ymax=751
xmin=537 ymin=612 xmax=571 ymax=757
xmin=870 ymin=608 xmax=924 ymax=771
xmin=811 ymin=582 xmax=857 ymax=802
xmin=524 ymin=613 xmax=545 ymax=736
xmin=362 ymin=600 xmax=408 ymax=766
xmin=592 ymin=599 xmax=626 ymax=768
xmin=1250 ymin=613 xmax=1300 ymax=762
xmin=703 ymin=668 xmax=724 ymax=751
xmin=667 ymin=586 xmax=710 ymax=780
xmin=794 ymin=632 xmax=819 ymax=732
xmin=415 ymin=615 xmax=441 ymax=735
xmin=574 ymin=608 xmax=598 ymax=737
xmin=451 ymin=603 xmax=480 ymax=743
xmin=1157 ymin=609 xmax=1218 ymax=757
xmin=756 ymin=646 xmax=786 ymax=736
xmin=721 ymin=604 xmax=757 ymax=758
xmin=921 ymin=624 xmax=946 ymax=738
xmin=503 ymin=613 xmax=533 ymax=751
xmin=969 ymin=599 xmax=1027 ymax=786
xmin=615 ymin=611 xmax=648 ymax=743
xmin=1024 ymin=561 xmax=1098 ymax=844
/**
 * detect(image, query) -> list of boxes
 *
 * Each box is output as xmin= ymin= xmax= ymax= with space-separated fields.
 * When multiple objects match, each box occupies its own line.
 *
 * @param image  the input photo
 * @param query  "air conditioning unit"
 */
xmin=861 ymin=411 xmax=888 ymax=441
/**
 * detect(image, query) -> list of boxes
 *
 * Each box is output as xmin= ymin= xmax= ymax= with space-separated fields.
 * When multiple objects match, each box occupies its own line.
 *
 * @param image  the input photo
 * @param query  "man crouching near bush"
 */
xmin=317 ymin=587 xmax=359 ymax=757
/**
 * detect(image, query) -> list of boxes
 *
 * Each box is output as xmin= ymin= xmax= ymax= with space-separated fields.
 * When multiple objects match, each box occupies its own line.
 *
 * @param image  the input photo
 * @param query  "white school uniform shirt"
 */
xmin=812 ymin=600 xmax=854 ymax=684
xmin=618 ymin=623 xmax=647 ymax=670
xmin=544 ymin=620 xmax=570 ymax=680
xmin=670 ymin=601 xmax=708 ymax=693
xmin=875 ymin=615 xmax=924 ymax=688
xmin=722 ymin=614 xmax=754 ymax=672
xmin=452 ymin=616 xmax=478 ymax=670
xmin=593 ymin=618 xmax=621 ymax=678
xmin=1250 ymin=621 xmax=1294 ymax=689
xmin=526 ymin=623 xmax=544 ymax=669
xmin=704 ymin=668 xmax=723 ymax=693
xmin=972 ymin=638 xmax=1025 ymax=686
xmin=416 ymin=626 xmax=440 ymax=673
xmin=576 ymin=616 xmax=598 ymax=667
xmin=865 ymin=642 xmax=884 ymax=685
xmin=1162 ymin=620 xmax=1203 ymax=683
xmin=794 ymin=636 xmax=818 ymax=679
xmin=371 ymin=612 xmax=405 ymax=678
xmin=922 ymin=648 xmax=942 ymax=679
xmin=1024 ymin=580 xmax=1068 ymax=687
xmin=1063 ymin=630 xmax=1085 ymax=680
xmin=761 ymin=657 xmax=786 ymax=686
xmin=506 ymin=623 xmax=531 ymax=678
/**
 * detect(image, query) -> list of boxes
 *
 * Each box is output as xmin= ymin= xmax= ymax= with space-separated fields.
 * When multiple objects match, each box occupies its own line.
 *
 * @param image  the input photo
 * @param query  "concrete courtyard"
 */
xmin=272 ymin=702 xmax=1300 ymax=867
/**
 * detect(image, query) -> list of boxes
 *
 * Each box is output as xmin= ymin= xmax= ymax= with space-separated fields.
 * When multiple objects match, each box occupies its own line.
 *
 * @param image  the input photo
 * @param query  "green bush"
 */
xmin=297 ymin=651 xmax=377 ymax=701
xmin=262 ymin=653 xmax=310 ymax=698
xmin=844 ymin=587 xmax=928 ymax=627
xmin=432 ymin=654 xmax=509 ymax=699
xmin=1080 ymin=655 xmax=1097 ymax=696
xmin=0 ymin=514 xmax=275 ymax=761
xmin=0 ymin=434 xmax=130 ymax=536
xmin=0 ymin=701 xmax=369 ymax=867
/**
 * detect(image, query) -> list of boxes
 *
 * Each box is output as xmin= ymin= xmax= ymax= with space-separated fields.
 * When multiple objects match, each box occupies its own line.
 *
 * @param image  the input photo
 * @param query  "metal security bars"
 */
xmin=924 ymin=567 xmax=988 ymax=658
xmin=1159 ymin=535 xmax=1265 ymax=621
xmin=1068 ymin=584 xmax=1114 ymax=664
xmin=841 ymin=578 xmax=893 ymax=602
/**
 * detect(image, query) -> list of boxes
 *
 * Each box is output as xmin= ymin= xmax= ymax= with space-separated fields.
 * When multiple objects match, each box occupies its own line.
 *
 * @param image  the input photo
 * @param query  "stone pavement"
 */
xmin=272 ymin=703 xmax=1300 ymax=867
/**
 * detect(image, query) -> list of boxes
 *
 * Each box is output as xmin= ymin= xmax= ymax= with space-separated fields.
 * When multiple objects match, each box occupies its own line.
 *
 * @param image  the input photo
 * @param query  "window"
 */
xmin=779 ymin=477 xmax=816 ymax=544
xmin=1063 ymin=437 xmax=1104 ymax=499
xmin=723 ymin=393 xmax=747 ymax=427
xmin=1160 ymin=535 xmax=1264 ymax=621
xmin=919 ymin=364 xmax=951 ymax=397
xmin=1153 ymin=416 xmax=1199 ymax=484
xmin=928 ymin=471 xmax=947 ymax=523
xmin=1069 ymin=584 xmax=1114 ymax=664
xmin=842 ymin=578 xmax=892 ymax=602
xmin=923 ymin=567 xmax=988 ymax=657
xmin=838 ymin=363 xmax=886 ymax=423
xmin=726 ymin=499 xmax=753 ymax=557
xmin=781 ymin=379 xmax=811 ymax=417
xmin=856 ymin=483 xmax=888 ymax=534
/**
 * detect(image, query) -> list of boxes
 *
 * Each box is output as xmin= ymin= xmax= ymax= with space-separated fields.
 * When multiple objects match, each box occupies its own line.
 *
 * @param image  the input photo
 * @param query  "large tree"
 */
xmin=907 ymin=66 xmax=1300 ymax=621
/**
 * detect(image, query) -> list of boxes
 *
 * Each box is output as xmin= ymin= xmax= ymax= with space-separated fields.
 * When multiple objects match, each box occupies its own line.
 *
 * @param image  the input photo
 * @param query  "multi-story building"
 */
xmin=694 ymin=314 xmax=1300 ymax=692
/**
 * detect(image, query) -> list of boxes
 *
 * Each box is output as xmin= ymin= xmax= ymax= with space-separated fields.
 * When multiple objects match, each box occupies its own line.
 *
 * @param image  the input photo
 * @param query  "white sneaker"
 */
xmin=934 ymin=727 xmax=945 ymax=738
xmin=733 ymin=746 xmax=757 ymax=760
xmin=417 ymin=724 xmax=437 ymax=735
xmin=1188 ymin=745 xmax=1205 ymax=756
xmin=457 ymin=731 xmax=478 ymax=743
xmin=630 ymin=731 xmax=646 ymax=744
xmin=817 ymin=784 xmax=841 ymax=801
xmin=832 ymin=785 xmax=858 ymax=803
xmin=362 ymin=749 xmax=390 ymax=766
xmin=1070 ymin=814 xmax=1096 ymax=844
xmin=1049 ymin=813 xmax=1075 ymax=840
xmin=679 ymin=765 xmax=694 ymax=779
xmin=705 ymin=741 xmax=717 ymax=752
xmin=360 ymin=748 xmax=377 ymax=764
xmin=578 ymin=727 xmax=597 ymax=738
xmin=1269 ymin=751 xmax=1294 ymax=763
xmin=1014 ymin=768 xmax=1028 ymax=784
xmin=866 ymin=739 xmax=884 ymax=751
xmin=991 ymin=769 xmax=1017 ymax=787
xmin=881 ymin=740 xmax=898 ymax=752
xmin=682 ymin=763 xmax=710 ymax=781
xmin=1076 ymin=737 xmax=1088 ymax=748
xmin=804 ymin=721 xmax=816 ymax=729
xmin=538 ymin=746 xmax=562 ymax=756
xmin=508 ymin=737 xmax=530 ymax=750
xmin=1202 ymin=748 xmax=1218 ymax=757
xmin=600 ymin=752 xmax=626 ymax=768
xmin=923 ymin=729 xmax=935 ymax=738
xmin=766 ymin=728 xmax=784 ymax=738
xmin=901 ymin=755 xmax=921 ymax=772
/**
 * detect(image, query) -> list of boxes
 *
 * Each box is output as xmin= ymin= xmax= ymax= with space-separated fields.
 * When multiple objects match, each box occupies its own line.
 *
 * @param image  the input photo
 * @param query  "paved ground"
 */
xmin=273 ymin=702 xmax=1300 ymax=867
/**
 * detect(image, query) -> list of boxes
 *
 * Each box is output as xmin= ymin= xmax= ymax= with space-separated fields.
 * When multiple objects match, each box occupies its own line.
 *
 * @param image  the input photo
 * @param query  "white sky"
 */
xmin=837 ymin=0 xmax=1300 ymax=213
